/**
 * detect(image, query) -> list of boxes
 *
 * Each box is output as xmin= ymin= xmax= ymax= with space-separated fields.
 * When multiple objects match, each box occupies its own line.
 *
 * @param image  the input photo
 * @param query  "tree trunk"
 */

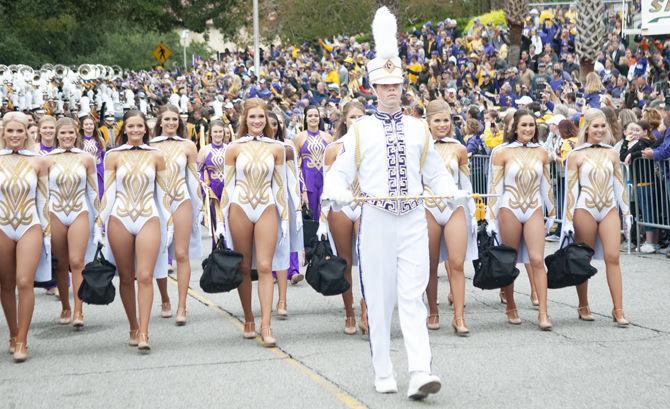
xmin=580 ymin=58 xmax=595 ymax=80
xmin=507 ymin=23 xmax=522 ymax=66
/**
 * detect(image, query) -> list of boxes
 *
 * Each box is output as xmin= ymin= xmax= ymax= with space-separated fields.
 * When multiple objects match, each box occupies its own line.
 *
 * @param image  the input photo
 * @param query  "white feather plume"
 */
xmin=371 ymin=7 xmax=398 ymax=59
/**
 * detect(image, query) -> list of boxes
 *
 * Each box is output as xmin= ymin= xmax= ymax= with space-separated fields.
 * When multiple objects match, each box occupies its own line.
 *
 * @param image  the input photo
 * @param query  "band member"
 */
xmin=561 ymin=108 xmax=631 ymax=326
xmin=98 ymin=110 xmax=173 ymax=351
xmin=322 ymin=7 xmax=468 ymax=399
xmin=318 ymin=100 xmax=368 ymax=335
xmin=47 ymin=117 xmax=100 ymax=328
xmin=267 ymin=111 xmax=302 ymax=318
xmin=79 ymin=115 xmax=106 ymax=199
xmin=0 ymin=112 xmax=51 ymax=362
xmin=294 ymin=105 xmax=331 ymax=217
xmin=423 ymin=99 xmax=477 ymax=335
xmin=151 ymin=105 xmax=203 ymax=326
xmin=486 ymin=109 xmax=555 ymax=330
xmin=217 ymin=98 xmax=289 ymax=347
xmin=197 ymin=120 xmax=228 ymax=247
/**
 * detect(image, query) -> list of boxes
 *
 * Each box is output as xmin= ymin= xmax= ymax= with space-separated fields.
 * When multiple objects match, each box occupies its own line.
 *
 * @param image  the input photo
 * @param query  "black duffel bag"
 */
xmin=302 ymin=205 xmax=319 ymax=263
xmin=473 ymin=222 xmax=520 ymax=290
xmin=78 ymin=244 xmax=116 ymax=305
xmin=305 ymin=236 xmax=349 ymax=296
xmin=200 ymin=235 xmax=244 ymax=293
xmin=545 ymin=232 xmax=597 ymax=289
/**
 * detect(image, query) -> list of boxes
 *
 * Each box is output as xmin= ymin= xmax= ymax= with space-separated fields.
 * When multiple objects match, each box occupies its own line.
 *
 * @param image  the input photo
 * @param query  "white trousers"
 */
xmin=358 ymin=204 xmax=432 ymax=378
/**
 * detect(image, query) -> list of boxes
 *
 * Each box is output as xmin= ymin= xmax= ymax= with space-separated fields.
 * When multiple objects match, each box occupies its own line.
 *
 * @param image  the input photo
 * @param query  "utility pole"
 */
xmin=181 ymin=29 xmax=189 ymax=71
xmin=253 ymin=0 xmax=260 ymax=77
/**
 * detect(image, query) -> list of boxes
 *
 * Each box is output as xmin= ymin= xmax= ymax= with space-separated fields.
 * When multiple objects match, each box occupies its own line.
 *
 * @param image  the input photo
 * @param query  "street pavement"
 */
xmin=1 ymin=234 xmax=669 ymax=409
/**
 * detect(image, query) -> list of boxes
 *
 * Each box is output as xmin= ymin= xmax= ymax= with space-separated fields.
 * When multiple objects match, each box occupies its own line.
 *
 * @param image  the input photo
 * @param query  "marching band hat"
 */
xmin=366 ymin=7 xmax=403 ymax=85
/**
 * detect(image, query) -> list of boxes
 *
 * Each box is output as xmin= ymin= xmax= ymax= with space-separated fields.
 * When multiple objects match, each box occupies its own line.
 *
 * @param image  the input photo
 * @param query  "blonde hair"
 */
xmin=55 ymin=117 xmax=82 ymax=149
xmin=577 ymin=108 xmax=614 ymax=146
xmin=1 ymin=112 xmax=34 ymax=150
xmin=425 ymin=99 xmax=455 ymax=137
xmin=237 ymin=98 xmax=273 ymax=138
xmin=585 ymin=72 xmax=603 ymax=94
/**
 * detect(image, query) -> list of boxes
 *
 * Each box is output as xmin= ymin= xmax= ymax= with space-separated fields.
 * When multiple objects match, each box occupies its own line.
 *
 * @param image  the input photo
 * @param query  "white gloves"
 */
xmin=562 ymin=221 xmax=574 ymax=237
xmin=94 ymin=224 xmax=103 ymax=246
xmin=622 ymin=214 xmax=633 ymax=241
xmin=471 ymin=216 xmax=478 ymax=237
xmin=215 ymin=222 xmax=225 ymax=239
xmin=450 ymin=190 xmax=470 ymax=206
xmin=316 ymin=220 xmax=329 ymax=240
xmin=322 ymin=187 xmax=353 ymax=212
xmin=544 ymin=217 xmax=555 ymax=236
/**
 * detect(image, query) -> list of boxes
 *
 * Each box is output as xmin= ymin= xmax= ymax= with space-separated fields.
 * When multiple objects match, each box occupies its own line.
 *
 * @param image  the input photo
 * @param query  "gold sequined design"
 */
xmin=349 ymin=178 xmax=362 ymax=210
xmin=82 ymin=138 xmax=101 ymax=165
xmin=287 ymin=160 xmax=301 ymax=199
xmin=273 ymin=165 xmax=288 ymax=220
xmin=425 ymin=143 xmax=461 ymax=212
xmin=156 ymin=140 xmax=188 ymax=205
xmin=303 ymin=133 xmax=326 ymax=169
xmin=579 ymin=149 xmax=614 ymax=212
xmin=210 ymin=147 xmax=226 ymax=181
xmin=565 ymin=168 xmax=579 ymax=222
xmin=0 ymin=156 xmax=37 ymax=230
xmin=504 ymin=149 xmax=540 ymax=213
xmin=49 ymin=153 xmax=86 ymax=216
xmin=115 ymin=151 xmax=155 ymax=222
xmin=487 ymin=165 xmax=504 ymax=219
xmin=235 ymin=141 xmax=273 ymax=209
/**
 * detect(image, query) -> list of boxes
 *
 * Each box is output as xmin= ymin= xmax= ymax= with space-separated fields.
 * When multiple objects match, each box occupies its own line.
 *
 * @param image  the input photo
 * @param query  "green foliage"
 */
xmin=0 ymin=0 xmax=235 ymax=68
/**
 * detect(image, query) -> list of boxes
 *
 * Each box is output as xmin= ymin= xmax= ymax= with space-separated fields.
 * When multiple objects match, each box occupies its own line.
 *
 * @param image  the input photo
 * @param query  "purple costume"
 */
xmin=299 ymin=130 xmax=328 ymax=217
xmin=82 ymin=135 xmax=106 ymax=199
xmin=201 ymin=144 xmax=226 ymax=200
xmin=200 ymin=144 xmax=226 ymax=248
xmin=39 ymin=143 xmax=54 ymax=156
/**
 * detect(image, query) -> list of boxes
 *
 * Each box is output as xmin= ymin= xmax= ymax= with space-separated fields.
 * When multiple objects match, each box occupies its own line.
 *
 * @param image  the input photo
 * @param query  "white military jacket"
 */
xmin=325 ymin=110 xmax=457 ymax=216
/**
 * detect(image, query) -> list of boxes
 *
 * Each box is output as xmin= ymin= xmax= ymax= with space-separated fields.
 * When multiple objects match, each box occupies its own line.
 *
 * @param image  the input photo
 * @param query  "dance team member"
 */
xmin=562 ymin=108 xmax=631 ymax=326
xmin=267 ymin=111 xmax=302 ymax=318
xmin=218 ymin=98 xmax=289 ymax=347
xmin=98 ymin=110 xmax=173 ymax=351
xmin=37 ymin=116 xmax=57 ymax=155
xmin=318 ymin=100 xmax=368 ymax=335
xmin=151 ymin=105 xmax=203 ymax=326
xmin=486 ymin=109 xmax=555 ymax=330
xmin=423 ymin=99 xmax=477 ymax=335
xmin=0 ymin=112 xmax=51 ymax=362
xmin=79 ymin=115 xmax=106 ymax=199
xmin=197 ymin=120 xmax=228 ymax=246
xmin=294 ymin=105 xmax=331 ymax=218
xmin=47 ymin=117 xmax=100 ymax=328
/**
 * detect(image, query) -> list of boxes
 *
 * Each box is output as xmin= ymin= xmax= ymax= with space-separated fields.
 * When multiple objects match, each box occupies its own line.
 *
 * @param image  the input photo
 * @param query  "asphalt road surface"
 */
xmin=1 ymin=235 xmax=669 ymax=409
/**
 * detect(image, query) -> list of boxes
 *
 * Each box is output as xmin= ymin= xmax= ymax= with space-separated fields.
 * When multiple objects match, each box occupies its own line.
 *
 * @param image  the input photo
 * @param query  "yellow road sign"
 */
xmin=152 ymin=42 xmax=173 ymax=64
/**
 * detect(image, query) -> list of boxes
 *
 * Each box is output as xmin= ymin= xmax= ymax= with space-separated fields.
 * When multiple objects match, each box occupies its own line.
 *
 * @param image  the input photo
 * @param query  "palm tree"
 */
xmin=575 ymin=0 xmax=607 ymax=78
xmin=504 ymin=0 xmax=528 ymax=66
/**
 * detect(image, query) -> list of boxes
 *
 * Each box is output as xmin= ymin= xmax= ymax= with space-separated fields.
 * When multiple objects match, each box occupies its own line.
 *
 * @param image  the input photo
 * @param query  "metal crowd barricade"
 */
xmin=621 ymin=163 xmax=633 ymax=254
xmin=630 ymin=157 xmax=670 ymax=251
xmin=469 ymin=154 xmax=490 ymax=199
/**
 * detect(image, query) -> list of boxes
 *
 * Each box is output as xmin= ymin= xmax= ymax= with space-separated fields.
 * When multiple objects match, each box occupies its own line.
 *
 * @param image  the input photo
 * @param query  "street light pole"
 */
xmin=253 ymin=0 xmax=260 ymax=76
xmin=181 ymin=29 xmax=189 ymax=72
